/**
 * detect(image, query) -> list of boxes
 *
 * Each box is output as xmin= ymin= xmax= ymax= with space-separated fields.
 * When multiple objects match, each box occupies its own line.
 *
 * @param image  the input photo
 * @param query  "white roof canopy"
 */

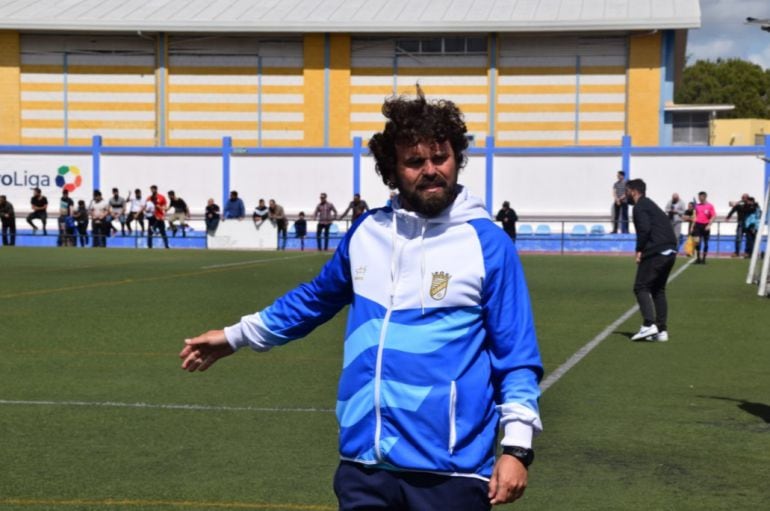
xmin=0 ymin=0 xmax=701 ymax=33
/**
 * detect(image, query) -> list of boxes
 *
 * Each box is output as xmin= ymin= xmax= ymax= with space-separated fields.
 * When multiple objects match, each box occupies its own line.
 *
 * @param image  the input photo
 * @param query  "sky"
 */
xmin=687 ymin=0 xmax=770 ymax=69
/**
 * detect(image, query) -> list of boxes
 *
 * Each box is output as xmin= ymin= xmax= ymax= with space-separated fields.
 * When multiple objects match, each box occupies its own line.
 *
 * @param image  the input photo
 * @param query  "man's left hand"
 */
xmin=488 ymin=454 xmax=528 ymax=505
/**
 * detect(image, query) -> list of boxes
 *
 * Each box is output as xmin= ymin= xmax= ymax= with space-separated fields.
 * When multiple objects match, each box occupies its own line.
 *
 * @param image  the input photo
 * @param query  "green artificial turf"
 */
xmin=0 ymin=248 xmax=768 ymax=510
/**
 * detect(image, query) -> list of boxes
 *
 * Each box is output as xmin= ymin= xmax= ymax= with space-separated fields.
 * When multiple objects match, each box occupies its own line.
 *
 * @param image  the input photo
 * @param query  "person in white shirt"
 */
xmin=126 ymin=189 xmax=145 ymax=235
xmin=88 ymin=189 xmax=110 ymax=248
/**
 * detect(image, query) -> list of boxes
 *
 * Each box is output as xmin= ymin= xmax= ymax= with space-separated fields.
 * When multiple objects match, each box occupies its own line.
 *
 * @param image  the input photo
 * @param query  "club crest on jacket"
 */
xmin=430 ymin=271 xmax=451 ymax=300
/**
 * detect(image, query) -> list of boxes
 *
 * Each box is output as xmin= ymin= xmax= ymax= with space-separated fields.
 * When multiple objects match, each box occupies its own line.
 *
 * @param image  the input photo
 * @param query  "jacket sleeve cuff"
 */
xmin=501 ymin=420 xmax=535 ymax=449
xmin=224 ymin=323 xmax=247 ymax=351
xmin=223 ymin=312 xmax=279 ymax=352
xmin=497 ymin=402 xmax=543 ymax=449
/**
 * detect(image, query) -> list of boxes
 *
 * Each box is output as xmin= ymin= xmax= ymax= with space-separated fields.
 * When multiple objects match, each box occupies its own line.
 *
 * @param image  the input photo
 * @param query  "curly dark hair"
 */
xmin=368 ymin=86 xmax=468 ymax=189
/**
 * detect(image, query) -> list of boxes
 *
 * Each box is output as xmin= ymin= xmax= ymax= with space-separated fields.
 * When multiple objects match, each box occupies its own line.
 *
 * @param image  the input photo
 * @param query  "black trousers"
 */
xmin=734 ymin=223 xmax=745 ymax=255
xmin=633 ymin=254 xmax=676 ymax=331
xmin=333 ymin=461 xmax=490 ymax=511
xmin=317 ymin=223 xmax=331 ymax=251
xmin=91 ymin=219 xmax=109 ymax=247
xmin=1 ymin=216 xmax=16 ymax=245
xmin=147 ymin=217 xmax=169 ymax=248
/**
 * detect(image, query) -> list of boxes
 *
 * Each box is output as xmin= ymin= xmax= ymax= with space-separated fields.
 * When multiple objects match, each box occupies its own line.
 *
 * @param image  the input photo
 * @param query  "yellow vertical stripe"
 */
xmin=627 ymin=33 xmax=661 ymax=146
xmin=303 ymin=35 xmax=325 ymax=146
xmin=0 ymin=31 xmax=21 ymax=144
xmin=329 ymin=34 xmax=351 ymax=147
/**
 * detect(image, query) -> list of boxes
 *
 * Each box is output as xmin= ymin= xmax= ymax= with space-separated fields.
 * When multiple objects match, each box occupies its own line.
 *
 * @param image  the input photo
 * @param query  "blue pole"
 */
xmin=353 ymin=136 xmax=362 ymax=194
xmin=92 ymin=135 xmax=102 ymax=192
xmin=622 ymin=135 xmax=632 ymax=179
xmin=222 ymin=136 xmax=232 ymax=207
xmin=485 ymin=135 xmax=495 ymax=214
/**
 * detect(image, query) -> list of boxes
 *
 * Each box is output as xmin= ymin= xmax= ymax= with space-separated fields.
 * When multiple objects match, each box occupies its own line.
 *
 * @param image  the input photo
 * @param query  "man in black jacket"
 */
xmin=625 ymin=179 xmax=678 ymax=342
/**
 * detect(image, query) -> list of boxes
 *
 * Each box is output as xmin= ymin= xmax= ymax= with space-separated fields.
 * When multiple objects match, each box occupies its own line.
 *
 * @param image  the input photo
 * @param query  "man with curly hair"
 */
xmin=179 ymin=87 xmax=543 ymax=510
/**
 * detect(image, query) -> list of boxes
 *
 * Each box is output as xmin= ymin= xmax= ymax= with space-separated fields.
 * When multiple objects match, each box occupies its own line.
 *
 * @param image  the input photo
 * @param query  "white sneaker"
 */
xmin=652 ymin=331 xmax=669 ymax=342
xmin=631 ymin=324 xmax=658 ymax=341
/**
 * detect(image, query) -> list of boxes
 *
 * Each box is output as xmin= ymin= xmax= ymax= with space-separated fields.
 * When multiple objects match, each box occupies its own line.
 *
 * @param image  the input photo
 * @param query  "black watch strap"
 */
xmin=502 ymin=446 xmax=534 ymax=468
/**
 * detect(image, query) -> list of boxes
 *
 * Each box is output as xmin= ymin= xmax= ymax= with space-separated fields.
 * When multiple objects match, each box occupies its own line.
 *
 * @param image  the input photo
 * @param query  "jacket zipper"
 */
xmin=449 ymin=380 xmax=457 ymax=454
xmin=373 ymin=297 xmax=393 ymax=463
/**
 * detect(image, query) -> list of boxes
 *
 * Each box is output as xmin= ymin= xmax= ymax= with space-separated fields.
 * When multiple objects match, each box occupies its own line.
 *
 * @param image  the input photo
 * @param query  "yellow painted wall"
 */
xmin=0 ymin=31 xmax=21 ymax=145
xmin=303 ymin=35 xmax=325 ymax=146
xmin=627 ymin=33 xmax=661 ymax=146
xmin=713 ymin=118 xmax=770 ymax=146
xmin=328 ymin=35 xmax=351 ymax=147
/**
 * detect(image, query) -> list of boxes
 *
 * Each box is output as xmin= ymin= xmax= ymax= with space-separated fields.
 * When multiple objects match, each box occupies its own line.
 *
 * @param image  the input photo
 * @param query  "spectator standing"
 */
xmin=26 ymin=187 xmax=48 ymax=235
xmin=205 ymin=198 xmax=221 ymax=236
xmin=108 ymin=188 xmax=127 ymax=236
xmin=496 ymin=200 xmax=519 ymax=242
xmin=664 ymin=193 xmax=686 ymax=243
xmin=268 ymin=199 xmax=288 ymax=250
xmin=626 ymin=179 xmax=678 ymax=342
xmin=313 ymin=192 xmax=337 ymax=251
xmin=252 ymin=199 xmax=269 ymax=229
xmin=743 ymin=196 xmax=761 ymax=257
xmin=339 ymin=193 xmax=370 ymax=223
xmin=223 ymin=190 xmax=245 ymax=220
xmin=611 ymin=171 xmax=629 ymax=234
xmin=167 ymin=190 xmax=190 ymax=237
xmin=0 ymin=195 xmax=16 ymax=246
xmin=726 ymin=193 xmax=750 ymax=257
xmin=692 ymin=191 xmax=716 ymax=264
xmin=88 ymin=190 xmax=110 ymax=248
xmin=294 ymin=211 xmax=307 ymax=251
xmin=179 ymin=89 xmax=543 ymax=509
xmin=57 ymin=189 xmax=75 ymax=246
xmin=73 ymin=199 xmax=89 ymax=247
xmin=126 ymin=189 xmax=145 ymax=235
xmin=147 ymin=186 xmax=169 ymax=249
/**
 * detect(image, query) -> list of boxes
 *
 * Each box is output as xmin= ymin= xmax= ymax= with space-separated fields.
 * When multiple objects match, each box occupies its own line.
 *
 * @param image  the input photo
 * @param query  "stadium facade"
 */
xmin=0 ymin=0 xmax=701 ymax=149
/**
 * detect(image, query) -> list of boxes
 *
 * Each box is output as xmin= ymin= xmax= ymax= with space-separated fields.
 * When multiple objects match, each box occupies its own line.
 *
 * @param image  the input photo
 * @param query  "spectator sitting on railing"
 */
xmin=167 ymin=190 xmax=190 ymax=237
xmin=294 ymin=211 xmax=307 ymax=251
xmin=252 ymin=199 xmax=269 ymax=230
xmin=223 ymin=190 xmax=245 ymax=220
xmin=26 ymin=187 xmax=48 ymax=236
xmin=205 ymin=198 xmax=220 ymax=236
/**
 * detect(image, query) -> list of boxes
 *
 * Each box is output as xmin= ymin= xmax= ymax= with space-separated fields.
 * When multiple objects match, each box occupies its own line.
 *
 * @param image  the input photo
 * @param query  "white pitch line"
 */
xmin=0 ymin=399 xmax=334 ymax=414
xmin=540 ymin=257 xmax=695 ymax=393
xmin=201 ymin=253 xmax=318 ymax=269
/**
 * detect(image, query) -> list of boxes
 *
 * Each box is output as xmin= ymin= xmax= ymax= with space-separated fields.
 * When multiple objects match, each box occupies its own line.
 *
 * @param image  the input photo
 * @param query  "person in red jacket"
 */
xmin=147 ymin=185 xmax=169 ymax=249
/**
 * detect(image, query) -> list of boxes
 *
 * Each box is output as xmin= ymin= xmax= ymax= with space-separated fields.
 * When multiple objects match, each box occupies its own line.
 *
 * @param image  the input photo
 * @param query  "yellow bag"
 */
xmin=684 ymin=235 xmax=695 ymax=257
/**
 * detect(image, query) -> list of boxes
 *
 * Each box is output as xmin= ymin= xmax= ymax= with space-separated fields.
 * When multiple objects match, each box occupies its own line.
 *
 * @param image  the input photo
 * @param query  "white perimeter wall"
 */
xmin=231 ymin=155 xmax=353 ymax=215
xmin=1 ymin=151 xmax=766 ymax=218
xmin=101 ymin=155 xmax=222 ymax=211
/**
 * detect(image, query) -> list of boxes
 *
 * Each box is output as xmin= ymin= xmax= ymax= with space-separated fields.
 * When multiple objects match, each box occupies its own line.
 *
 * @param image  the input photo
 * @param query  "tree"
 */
xmin=676 ymin=58 xmax=770 ymax=118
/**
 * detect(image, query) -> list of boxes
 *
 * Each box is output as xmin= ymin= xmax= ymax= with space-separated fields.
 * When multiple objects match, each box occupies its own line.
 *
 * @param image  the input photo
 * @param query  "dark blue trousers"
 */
xmin=333 ymin=461 xmax=490 ymax=511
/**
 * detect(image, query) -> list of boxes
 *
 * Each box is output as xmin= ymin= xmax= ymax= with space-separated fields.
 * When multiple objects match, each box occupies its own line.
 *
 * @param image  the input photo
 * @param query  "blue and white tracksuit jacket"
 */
xmin=224 ymin=187 xmax=543 ymax=480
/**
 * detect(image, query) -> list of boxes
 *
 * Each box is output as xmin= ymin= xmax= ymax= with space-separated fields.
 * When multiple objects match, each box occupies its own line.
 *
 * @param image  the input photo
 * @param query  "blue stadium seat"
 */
xmin=535 ymin=224 xmax=551 ymax=236
xmin=571 ymin=224 xmax=588 ymax=236
xmin=590 ymin=224 xmax=606 ymax=236
xmin=518 ymin=224 xmax=533 ymax=236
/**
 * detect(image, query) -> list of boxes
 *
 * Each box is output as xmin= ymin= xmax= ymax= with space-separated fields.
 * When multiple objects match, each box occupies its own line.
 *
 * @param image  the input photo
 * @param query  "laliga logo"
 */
xmin=55 ymin=165 xmax=83 ymax=192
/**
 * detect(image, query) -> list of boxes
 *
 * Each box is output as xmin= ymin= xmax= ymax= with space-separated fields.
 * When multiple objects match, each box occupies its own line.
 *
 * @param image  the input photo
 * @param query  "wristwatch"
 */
xmin=502 ymin=446 xmax=535 ymax=468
